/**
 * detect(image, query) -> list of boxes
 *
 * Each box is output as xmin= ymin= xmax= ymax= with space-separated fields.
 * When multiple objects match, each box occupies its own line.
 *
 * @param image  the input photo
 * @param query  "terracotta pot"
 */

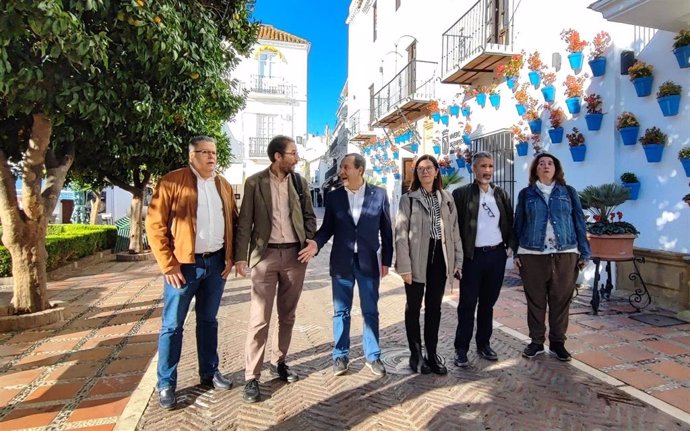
xmin=587 ymin=234 xmax=636 ymax=260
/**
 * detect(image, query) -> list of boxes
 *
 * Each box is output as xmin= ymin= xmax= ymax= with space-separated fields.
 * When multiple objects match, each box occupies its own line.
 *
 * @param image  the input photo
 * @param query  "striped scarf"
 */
xmin=421 ymin=188 xmax=442 ymax=240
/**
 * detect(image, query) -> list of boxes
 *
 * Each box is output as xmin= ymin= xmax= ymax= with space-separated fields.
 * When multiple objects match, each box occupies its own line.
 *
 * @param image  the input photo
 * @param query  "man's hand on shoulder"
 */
xmin=164 ymin=266 xmax=186 ymax=288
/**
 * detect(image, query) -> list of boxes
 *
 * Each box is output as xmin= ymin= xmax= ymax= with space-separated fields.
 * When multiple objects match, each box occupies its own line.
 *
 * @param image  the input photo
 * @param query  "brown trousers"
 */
xmin=244 ymin=247 xmax=307 ymax=381
xmin=518 ymin=253 xmax=579 ymax=344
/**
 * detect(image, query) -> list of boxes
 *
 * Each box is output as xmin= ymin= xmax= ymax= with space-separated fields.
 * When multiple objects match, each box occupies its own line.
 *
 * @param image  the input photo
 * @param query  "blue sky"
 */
xmin=253 ymin=0 xmax=349 ymax=135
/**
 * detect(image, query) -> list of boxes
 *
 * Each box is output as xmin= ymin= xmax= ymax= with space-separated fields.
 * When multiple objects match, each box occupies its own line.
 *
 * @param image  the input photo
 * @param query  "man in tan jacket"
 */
xmin=146 ymin=136 xmax=237 ymax=410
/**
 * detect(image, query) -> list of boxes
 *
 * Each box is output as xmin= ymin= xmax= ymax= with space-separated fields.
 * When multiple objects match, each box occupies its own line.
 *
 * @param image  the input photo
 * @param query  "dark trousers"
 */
xmin=454 ymin=247 xmax=506 ymax=352
xmin=518 ymin=253 xmax=579 ymax=344
xmin=405 ymin=239 xmax=446 ymax=358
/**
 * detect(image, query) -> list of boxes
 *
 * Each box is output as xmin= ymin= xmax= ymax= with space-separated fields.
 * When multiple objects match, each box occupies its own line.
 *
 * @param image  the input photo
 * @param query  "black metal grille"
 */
xmin=248 ymin=137 xmax=270 ymax=159
xmin=471 ymin=130 xmax=515 ymax=206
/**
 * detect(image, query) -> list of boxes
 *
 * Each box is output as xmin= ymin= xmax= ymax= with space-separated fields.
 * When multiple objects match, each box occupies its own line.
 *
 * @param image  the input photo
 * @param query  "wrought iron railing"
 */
xmin=349 ymin=109 xmax=374 ymax=136
xmin=248 ymin=137 xmax=270 ymax=158
xmin=373 ymin=60 xmax=437 ymax=120
xmin=248 ymin=75 xmax=294 ymax=97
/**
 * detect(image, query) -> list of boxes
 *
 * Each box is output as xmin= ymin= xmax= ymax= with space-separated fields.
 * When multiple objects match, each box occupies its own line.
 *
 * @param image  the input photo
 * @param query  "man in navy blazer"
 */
xmin=299 ymin=153 xmax=393 ymax=377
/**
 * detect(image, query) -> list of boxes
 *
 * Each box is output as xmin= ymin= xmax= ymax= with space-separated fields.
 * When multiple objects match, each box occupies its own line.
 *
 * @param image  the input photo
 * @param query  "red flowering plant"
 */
xmin=547 ymin=105 xmax=566 ymax=129
xmin=566 ymin=127 xmax=585 ymax=147
xmin=427 ymin=100 xmax=440 ymax=113
xmin=589 ymin=31 xmax=611 ymax=59
xmin=563 ymin=75 xmax=587 ymax=98
xmin=523 ymin=97 xmax=542 ymax=121
xmin=496 ymin=51 xmax=525 ymax=78
xmin=541 ymin=71 xmax=557 ymax=87
xmin=438 ymin=155 xmax=452 ymax=168
xmin=476 ymin=84 xmax=490 ymax=95
xmin=560 ymin=28 xmax=588 ymax=53
xmin=514 ymin=83 xmax=530 ymax=105
xmin=464 ymin=86 xmax=479 ymax=98
xmin=530 ymin=133 xmax=544 ymax=153
xmin=584 ymin=93 xmax=603 ymax=114
xmin=527 ymin=51 xmax=546 ymax=72
xmin=464 ymin=122 xmax=473 ymax=135
xmin=579 ymin=183 xmax=639 ymax=235
xmin=510 ymin=122 xmax=529 ymax=143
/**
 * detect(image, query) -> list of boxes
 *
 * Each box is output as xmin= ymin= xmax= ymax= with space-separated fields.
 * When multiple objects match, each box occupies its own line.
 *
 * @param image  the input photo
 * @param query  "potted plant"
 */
xmin=462 ymin=123 xmax=473 ymax=145
xmin=461 ymin=103 xmax=471 ymax=118
xmin=452 ymin=147 xmax=466 ymax=168
xmin=628 ymin=60 xmax=654 ymax=97
xmin=616 ymin=111 xmax=640 ymax=146
xmin=561 ymin=28 xmax=589 ymax=71
xmin=588 ymin=31 xmax=611 ymax=77
xmin=524 ymin=97 xmax=542 ymax=134
xmin=497 ymin=52 xmax=524 ymax=90
xmin=527 ymin=51 xmax=545 ymax=87
xmin=563 ymin=75 xmax=586 ymax=114
xmin=620 ymin=172 xmax=640 ymax=200
xmin=678 ymin=145 xmax=690 ymax=177
xmin=449 ymin=103 xmax=460 ymax=117
xmin=428 ymin=100 xmax=441 ymax=122
xmin=475 ymin=85 xmax=488 ymax=108
xmin=639 ymin=126 xmax=667 ymax=163
xmin=541 ymin=72 xmax=557 ymax=103
xmin=656 ymin=81 xmax=682 ymax=117
xmin=511 ymin=123 xmax=529 ymax=156
xmin=584 ymin=93 xmax=604 ymax=131
xmin=579 ymin=183 xmax=639 ymax=259
xmin=439 ymin=155 xmax=453 ymax=175
xmin=547 ymin=105 xmax=566 ymax=144
xmin=514 ymin=83 xmax=529 ymax=116
xmin=488 ymin=82 xmax=501 ymax=108
xmin=566 ymin=127 xmax=586 ymax=162
xmin=530 ymin=133 xmax=544 ymax=154
xmin=673 ymin=29 xmax=690 ymax=69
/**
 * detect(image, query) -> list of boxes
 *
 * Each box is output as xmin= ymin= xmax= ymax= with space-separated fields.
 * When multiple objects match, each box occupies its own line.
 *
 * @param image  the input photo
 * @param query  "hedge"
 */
xmin=0 ymin=224 xmax=117 ymax=277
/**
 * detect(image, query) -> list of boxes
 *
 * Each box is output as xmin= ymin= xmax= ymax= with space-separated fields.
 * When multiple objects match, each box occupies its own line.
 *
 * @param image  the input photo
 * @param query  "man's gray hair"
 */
xmin=345 ymin=153 xmax=366 ymax=173
xmin=472 ymin=151 xmax=493 ymax=166
xmin=189 ymin=135 xmax=216 ymax=151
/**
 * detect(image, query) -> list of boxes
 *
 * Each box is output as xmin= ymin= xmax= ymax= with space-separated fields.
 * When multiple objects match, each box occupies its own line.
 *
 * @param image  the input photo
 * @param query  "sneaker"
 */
xmin=549 ymin=343 xmax=572 ymax=362
xmin=269 ymin=362 xmax=299 ymax=383
xmin=243 ymin=379 xmax=260 ymax=403
xmin=477 ymin=345 xmax=498 ymax=361
xmin=333 ymin=357 xmax=349 ymax=376
xmin=366 ymin=359 xmax=387 ymax=377
xmin=454 ymin=350 xmax=469 ymax=368
xmin=522 ymin=342 xmax=545 ymax=358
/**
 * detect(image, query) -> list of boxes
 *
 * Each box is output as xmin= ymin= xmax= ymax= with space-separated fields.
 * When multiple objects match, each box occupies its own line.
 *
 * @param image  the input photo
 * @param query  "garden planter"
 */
xmin=462 ymin=107 xmax=471 ymax=118
xmin=432 ymin=112 xmax=441 ymax=122
xmin=506 ymin=76 xmax=517 ymax=90
xmin=565 ymin=97 xmax=581 ymax=114
xmin=642 ymin=144 xmax=664 ymax=163
xmin=585 ymin=113 xmax=603 ymax=131
xmin=410 ymin=143 xmax=419 ymax=153
xmin=622 ymin=181 xmax=640 ymax=200
xmin=587 ymin=234 xmax=636 ymax=260
xmin=588 ymin=57 xmax=606 ymax=77
xmin=673 ymin=45 xmax=690 ymax=69
xmin=657 ymin=94 xmax=680 ymax=117
xmin=433 ymin=145 xmax=441 ymax=155
xmin=476 ymin=93 xmax=487 ymax=107
xmin=681 ymin=158 xmax=690 ymax=177
xmin=528 ymin=119 xmax=542 ymax=134
xmin=489 ymin=93 xmax=501 ymax=108
xmin=455 ymin=158 xmax=466 ymax=169
xmin=541 ymin=85 xmax=555 ymax=103
xmin=548 ymin=127 xmax=564 ymax=143
xmin=619 ymin=126 xmax=639 ymax=146
xmin=570 ymin=145 xmax=586 ymax=162
xmin=528 ymin=71 xmax=541 ymax=87
xmin=568 ymin=52 xmax=584 ymax=70
xmin=463 ymin=134 xmax=471 ymax=145
xmin=516 ymin=142 xmax=529 ymax=156
xmin=632 ymin=76 xmax=653 ymax=97
xmin=449 ymin=105 xmax=460 ymax=117
xmin=516 ymin=104 xmax=526 ymax=116
xmin=440 ymin=115 xmax=449 ymax=126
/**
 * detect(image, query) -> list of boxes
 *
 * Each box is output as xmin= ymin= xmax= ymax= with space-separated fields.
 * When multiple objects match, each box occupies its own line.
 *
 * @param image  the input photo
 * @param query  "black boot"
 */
xmin=427 ymin=352 xmax=448 ymax=375
xmin=409 ymin=343 xmax=431 ymax=374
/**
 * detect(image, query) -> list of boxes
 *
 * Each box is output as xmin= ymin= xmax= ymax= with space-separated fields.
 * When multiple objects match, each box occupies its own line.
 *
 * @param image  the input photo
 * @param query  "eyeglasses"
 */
xmin=283 ymin=151 xmax=299 ymax=157
xmin=482 ymin=202 xmax=496 ymax=218
xmin=193 ymin=150 xmax=217 ymax=157
xmin=416 ymin=166 xmax=436 ymax=174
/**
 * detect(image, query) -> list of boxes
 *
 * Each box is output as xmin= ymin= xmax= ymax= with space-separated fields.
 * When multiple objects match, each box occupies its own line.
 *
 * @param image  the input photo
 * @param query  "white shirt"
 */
xmin=475 ymin=186 xmax=503 ymax=247
xmin=346 ymin=182 xmax=366 ymax=253
xmin=190 ymin=166 xmax=225 ymax=253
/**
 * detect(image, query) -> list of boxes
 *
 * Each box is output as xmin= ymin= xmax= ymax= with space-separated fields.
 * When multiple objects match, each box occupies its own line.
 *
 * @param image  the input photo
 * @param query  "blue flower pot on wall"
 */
xmin=643 ymin=144 xmax=664 ymax=163
xmin=673 ymin=45 xmax=690 ymax=69
xmin=410 ymin=143 xmax=419 ymax=153
xmin=393 ymin=173 xmax=401 ymax=180
xmin=476 ymin=93 xmax=487 ymax=107
xmin=489 ymin=93 xmax=501 ymax=108
xmin=441 ymin=115 xmax=449 ymax=126
xmin=516 ymin=104 xmax=526 ymax=116
xmin=658 ymin=94 xmax=681 ymax=117
xmin=548 ymin=127 xmax=564 ymax=143
xmin=463 ymin=134 xmax=471 ymax=145
xmin=622 ymin=182 xmax=640 ymax=200
xmin=393 ymin=152 xmax=399 ymax=160
xmin=432 ymin=112 xmax=441 ymax=122
xmin=585 ymin=113 xmax=604 ymax=131
xmin=381 ymin=176 xmax=388 ymax=184
xmin=516 ymin=141 xmax=529 ymax=156
xmin=588 ymin=57 xmax=606 ymax=77
xmin=565 ymin=97 xmax=581 ymax=114
xmin=619 ymin=126 xmax=639 ymax=146
xmin=449 ymin=105 xmax=460 ymax=117
xmin=433 ymin=145 xmax=441 ymax=155
xmin=681 ymin=158 xmax=690 ymax=177
xmin=528 ymin=119 xmax=542 ymax=134
xmin=506 ymin=76 xmax=517 ymax=90
xmin=528 ymin=71 xmax=541 ymax=88
xmin=568 ymin=52 xmax=584 ymax=70
xmin=541 ymin=85 xmax=555 ymax=103
xmin=570 ymin=145 xmax=586 ymax=162
xmin=455 ymin=158 xmax=466 ymax=168
xmin=632 ymin=76 xmax=653 ymax=97
xmin=462 ymin=106 xmax=471 ymax=118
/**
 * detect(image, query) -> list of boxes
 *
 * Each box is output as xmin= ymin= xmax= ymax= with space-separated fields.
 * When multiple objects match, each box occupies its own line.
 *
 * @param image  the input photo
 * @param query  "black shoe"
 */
xmin=477 ymin=345 xmax=498 ymax=361
xmin=522 ymin=342 xmax=545 ymax=358
xmin=427 ymin=354 xmax=448 ymax=375
xmin=366 ymin=359 xmax=387 ymax=376
xmin=243 ymin=379 xmax=260 ymax=403
xmin=549 ymin=342 xmax=572 ymax=361
xmin=333 ymin=357 xmax=349 ymax=376
xmin=200 ymin=371 xmax=233 ymax=390
xmin=454 ymin=350 xmax=469 ymax=368
xmin=158 ymin=388 xmax=176 ymax=410
xmin=409 ymin=345 xmax=431 ymax=374
xmin=269 ymin=362 xmax=299 ymax=383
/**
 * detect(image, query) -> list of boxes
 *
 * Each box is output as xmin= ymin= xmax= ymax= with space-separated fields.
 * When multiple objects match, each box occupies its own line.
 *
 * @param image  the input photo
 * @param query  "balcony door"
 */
xmin=406 ymin=41 xmax=416 ymax=97
xmin=485 ymin=0 xmax=510 ymax=45
xmin=258 ymin=52 xmax=277 ymax=91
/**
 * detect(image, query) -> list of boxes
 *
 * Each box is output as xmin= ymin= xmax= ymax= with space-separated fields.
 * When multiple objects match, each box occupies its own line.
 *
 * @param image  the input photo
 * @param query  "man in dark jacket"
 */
xmin=452 ymin=151 xmax=515 ymax=367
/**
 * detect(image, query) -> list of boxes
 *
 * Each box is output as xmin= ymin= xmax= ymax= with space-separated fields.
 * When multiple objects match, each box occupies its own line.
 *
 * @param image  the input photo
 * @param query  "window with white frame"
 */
xmin=256 ymin=114 xmax=275 ymax=138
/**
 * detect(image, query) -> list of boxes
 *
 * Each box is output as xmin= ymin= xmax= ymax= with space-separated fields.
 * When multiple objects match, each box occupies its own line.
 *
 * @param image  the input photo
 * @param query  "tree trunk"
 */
xmin=129 ymin=188 xmax=144 ymax=254
xmin=6 ymin=222 xmax=49 ymax=312
xmin=89 ymin=190 xmax=102 ymax=225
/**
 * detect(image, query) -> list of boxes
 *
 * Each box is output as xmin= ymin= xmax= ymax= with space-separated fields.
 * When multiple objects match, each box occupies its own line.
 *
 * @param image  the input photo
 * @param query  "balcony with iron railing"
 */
xmin=372 ymin=60 xmax=437 ymax=128
xmin=247 ymin=75 xmax=295 ymax=97
xmin=248 ymin=137 xmax=270 ymax=159
xmin=441 ymin=0 xmax=515 ymax=84
xmin=348 ymin=109 xmax=376 ymax=141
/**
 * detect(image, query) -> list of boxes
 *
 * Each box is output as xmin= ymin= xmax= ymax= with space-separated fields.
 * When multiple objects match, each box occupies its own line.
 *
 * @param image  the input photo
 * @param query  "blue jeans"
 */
xmin=157 ymin=252 xmax=225 ymax=391
xmin=331 ymin=259 xmax=380 ymax=362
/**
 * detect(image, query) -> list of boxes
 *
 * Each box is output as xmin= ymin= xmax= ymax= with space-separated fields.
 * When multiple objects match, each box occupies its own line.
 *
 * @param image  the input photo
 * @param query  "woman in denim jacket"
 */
xmin=513 ymin=153 xmax=591 ymax=361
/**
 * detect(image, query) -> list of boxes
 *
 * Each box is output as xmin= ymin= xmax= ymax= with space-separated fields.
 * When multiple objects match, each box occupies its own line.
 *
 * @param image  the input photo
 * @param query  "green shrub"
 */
xmin=0 ymin=224 xmax=116 ymax=277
